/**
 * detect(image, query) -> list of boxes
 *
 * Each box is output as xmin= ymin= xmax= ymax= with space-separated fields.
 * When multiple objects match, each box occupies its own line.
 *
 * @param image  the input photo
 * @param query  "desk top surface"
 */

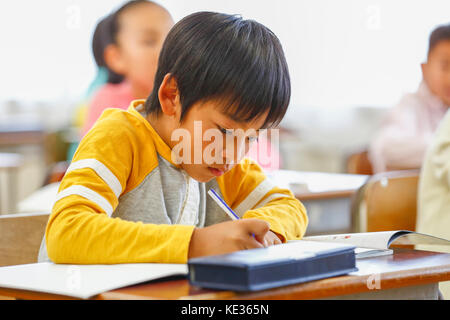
xmin=0 ymin=249 xmax=448 ymax=300
xmin=100 ymin=249 xmax=450 ymax=300
xmin=268 ymin=170 xmax=368 ymax=200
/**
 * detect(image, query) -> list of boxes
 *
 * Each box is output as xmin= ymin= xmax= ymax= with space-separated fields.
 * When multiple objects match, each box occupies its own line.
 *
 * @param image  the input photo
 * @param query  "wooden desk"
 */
xmin=0 ymin=130 xmax=45 ymax=147
xmin=270 ymin=170 xmax=369 ymax=235
xmin=0 ymin=120 xmax=45 ymax=147
xmin=0 ymin=249 xmax=448 ymax=300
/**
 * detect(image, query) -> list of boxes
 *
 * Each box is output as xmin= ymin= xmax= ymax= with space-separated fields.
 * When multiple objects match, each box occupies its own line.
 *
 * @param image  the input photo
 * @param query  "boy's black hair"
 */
xmin=145 ymin=11 xmax=291 ymax=129
xmin=92 ymin=0 xmax=167 ymax=84
xmin=428 ymin=23 xmax=450 ymax=57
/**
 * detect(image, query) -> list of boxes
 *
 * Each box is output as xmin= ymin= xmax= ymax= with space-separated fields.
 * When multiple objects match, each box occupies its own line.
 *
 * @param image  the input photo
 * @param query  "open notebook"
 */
xmin=0 ymin=262 xmax=187 ymax=299
xmin=296 ymin=231 xmax=450 ymax=259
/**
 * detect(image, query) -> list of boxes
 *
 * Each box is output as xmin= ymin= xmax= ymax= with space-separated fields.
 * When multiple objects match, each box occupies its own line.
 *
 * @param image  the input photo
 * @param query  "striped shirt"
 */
xmin=38 ymin=100 xmax=308 ymax=264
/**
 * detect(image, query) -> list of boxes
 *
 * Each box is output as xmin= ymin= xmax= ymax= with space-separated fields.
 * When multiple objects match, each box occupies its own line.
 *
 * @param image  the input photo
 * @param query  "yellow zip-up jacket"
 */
xmin=38 ymin=100 xmax=308 ymax=264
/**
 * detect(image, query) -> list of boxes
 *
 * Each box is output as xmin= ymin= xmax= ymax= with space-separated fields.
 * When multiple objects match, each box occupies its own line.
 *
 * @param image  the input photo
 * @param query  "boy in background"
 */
xmin=38 ymin=12 xmax=308 ymax=264
xmin=369 ymin=23 xmax=450 ymax=173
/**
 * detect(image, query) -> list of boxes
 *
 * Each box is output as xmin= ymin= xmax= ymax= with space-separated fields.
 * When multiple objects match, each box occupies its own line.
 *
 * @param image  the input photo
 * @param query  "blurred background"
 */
xmin=0 ymin=0 xmax=449 ymax=214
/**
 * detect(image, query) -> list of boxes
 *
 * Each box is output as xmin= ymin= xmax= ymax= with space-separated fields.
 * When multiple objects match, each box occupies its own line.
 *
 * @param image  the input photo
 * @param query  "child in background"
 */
xmin=416 ymin=24 xmax=450 ymax=299
xmin=81 ymin=0 xmax=174 ymax=136
xmin=417 ymin=109 xmax=450 ymax=299
xmin=369 ymin=23 xmax=450 ymax=173
xmin=38 ymin=12 xmax=308 ymax=264
xmin=82 ymin=0 xmax=281 ymax=171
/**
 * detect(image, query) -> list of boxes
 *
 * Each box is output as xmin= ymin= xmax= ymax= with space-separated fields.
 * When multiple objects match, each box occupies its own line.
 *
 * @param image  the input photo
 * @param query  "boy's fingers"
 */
xmin=240 ymin=219 xmax=270 ymax=245
xmin=254 ymin=234 xmax=268 ymax=247
xmin=243 ymin=237 xmax=265 ymax=250
xmin=241 ymin=219 xmax=270 ymax=235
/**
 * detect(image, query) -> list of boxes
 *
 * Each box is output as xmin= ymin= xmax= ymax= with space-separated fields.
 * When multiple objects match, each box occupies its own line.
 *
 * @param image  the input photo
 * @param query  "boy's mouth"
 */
xmin=208 ymin=166 xmax=226 ymax=177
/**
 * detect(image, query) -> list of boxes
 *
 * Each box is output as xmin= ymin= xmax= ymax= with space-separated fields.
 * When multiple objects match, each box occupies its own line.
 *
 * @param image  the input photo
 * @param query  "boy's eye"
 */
xmin=218 ymin=126 xmax=258 ymax=143
xmin=218 ymin=127 xmax=233 ymax=135
xmin=142 ymin=38 xmax=157 ymax=46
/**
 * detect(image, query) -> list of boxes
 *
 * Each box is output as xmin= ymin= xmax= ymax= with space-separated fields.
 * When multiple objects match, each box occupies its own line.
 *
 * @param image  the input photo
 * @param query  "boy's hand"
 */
xmin=259 ymin=230 xmax=283 ymax=247
xmin=188 ymin=219 xmax=270 ymax=259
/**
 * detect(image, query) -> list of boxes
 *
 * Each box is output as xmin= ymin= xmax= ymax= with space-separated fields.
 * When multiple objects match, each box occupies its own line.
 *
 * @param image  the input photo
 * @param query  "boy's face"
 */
xmin=170 ymin=100 xmax=267 ymax=183
xmin=115 ymin=4 xmax=173 ymax=98
xmin=422 ymin=40 xmax=450 ymax=106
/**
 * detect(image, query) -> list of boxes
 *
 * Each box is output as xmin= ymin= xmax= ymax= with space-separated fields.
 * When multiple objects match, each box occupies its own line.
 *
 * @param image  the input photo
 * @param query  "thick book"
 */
xmin=301 ymin=230 xmax=450 ymax=259
xmin=188 ymin=241 xmax=357 ymax=291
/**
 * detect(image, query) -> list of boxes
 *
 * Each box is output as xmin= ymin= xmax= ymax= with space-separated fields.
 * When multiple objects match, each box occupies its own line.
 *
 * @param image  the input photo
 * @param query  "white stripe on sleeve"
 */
xmin=234 ymin=178 xmax=275 ymax=217
xmin=66 ymin=159 xmax=123 ymax=198
xmin=253 ymin=193 xmax=290 ymax=209
xmin=54 ymin=185 xmax=114 ymax=216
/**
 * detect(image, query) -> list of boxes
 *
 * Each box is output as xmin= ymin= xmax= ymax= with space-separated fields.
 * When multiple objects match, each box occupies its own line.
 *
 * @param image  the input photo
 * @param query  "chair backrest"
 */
xmin=352 ymin=170 xmax=420 ymax=232
xmin=0 ymin=212 xmax=49 ymax=267
xmin=346 ymin=149 xmax=373 ymax=175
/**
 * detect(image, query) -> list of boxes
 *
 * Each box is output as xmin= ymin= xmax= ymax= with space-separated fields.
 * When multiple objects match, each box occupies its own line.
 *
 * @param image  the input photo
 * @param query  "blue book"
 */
xmin=188 ymin=241 xmax=357 ymax=291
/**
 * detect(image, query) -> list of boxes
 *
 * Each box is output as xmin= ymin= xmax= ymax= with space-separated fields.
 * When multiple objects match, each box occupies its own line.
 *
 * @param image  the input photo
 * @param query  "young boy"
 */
xmin=369 ymin=23 xmax=450 ymax=173
xmin=38 ymin=12 xmax=308 ymax=264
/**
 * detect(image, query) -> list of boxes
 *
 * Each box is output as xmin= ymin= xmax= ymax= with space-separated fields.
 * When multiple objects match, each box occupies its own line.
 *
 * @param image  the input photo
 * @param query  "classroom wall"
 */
xmin=279 ymin=105 xmax=387 ymax=172
xmin=0 ymin=0 xmax=442 ymax=212
xmin=1 ymin=0 xmax=449 ymax=110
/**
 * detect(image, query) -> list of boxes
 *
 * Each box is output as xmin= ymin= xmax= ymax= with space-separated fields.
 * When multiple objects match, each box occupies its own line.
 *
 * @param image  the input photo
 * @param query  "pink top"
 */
xmin=369 ymin=81 xmax=449 ymax=173
xmin=247 ymin=135 xmax=281 ymax=172
xmin=82 ymin=81 xmax=135 ymax=137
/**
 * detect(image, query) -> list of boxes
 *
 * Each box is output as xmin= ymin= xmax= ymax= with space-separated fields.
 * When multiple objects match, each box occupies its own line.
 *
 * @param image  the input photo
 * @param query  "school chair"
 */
xmin=345 ymin=149 xmax=374 ymax=175
xmin=0 ymin=212 xmax=49 ymax=267
xmin=41 ymin=129 xmax=71 ymax=185
xmin=351 ymin=169 xmax=420 ymax=232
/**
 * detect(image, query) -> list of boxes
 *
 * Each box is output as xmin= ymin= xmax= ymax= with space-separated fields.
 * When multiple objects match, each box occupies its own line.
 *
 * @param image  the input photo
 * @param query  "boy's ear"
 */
xmin=158 ymin=73 xmax=180 ymax=117
xmin=104 ymin=44 xmax=127 ymax=75
xmin=421 ymin=62 xmax=428 ymax=82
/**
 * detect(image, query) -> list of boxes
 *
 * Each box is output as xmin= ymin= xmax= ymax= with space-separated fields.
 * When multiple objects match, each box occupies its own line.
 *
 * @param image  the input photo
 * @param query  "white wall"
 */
xmin=0 ymin=0 xmax=448 ymax=180
xmin=0 ymin=0 xmax=449 ymax=111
